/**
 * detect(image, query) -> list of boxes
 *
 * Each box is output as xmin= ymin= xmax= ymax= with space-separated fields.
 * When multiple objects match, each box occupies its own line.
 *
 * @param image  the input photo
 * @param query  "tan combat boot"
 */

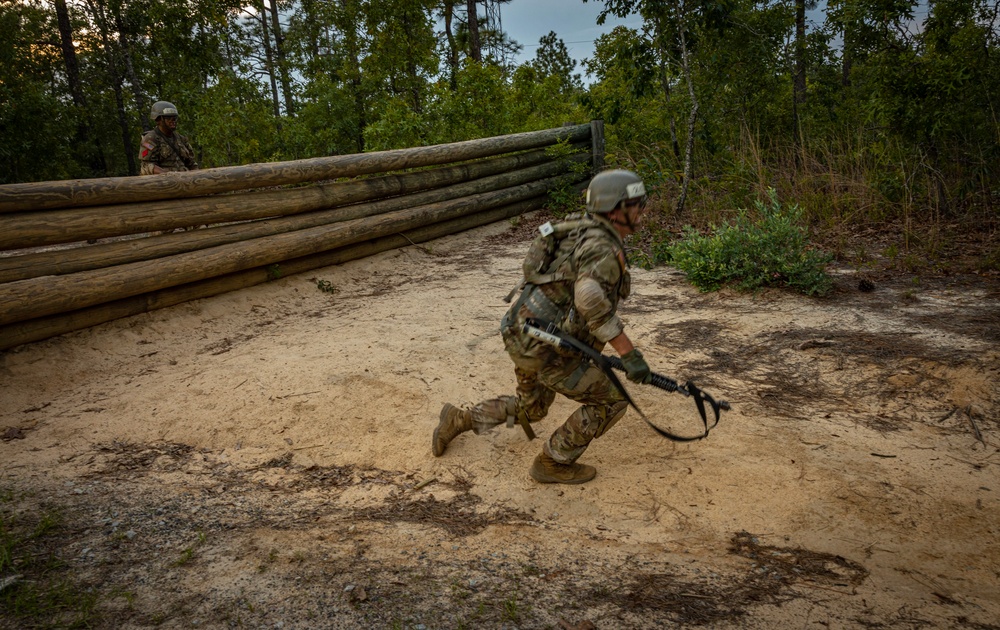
xmin=529 ymin=451 xmax=596 ymax=484
xmin=433 ymin=403 xmax=473 ymax=456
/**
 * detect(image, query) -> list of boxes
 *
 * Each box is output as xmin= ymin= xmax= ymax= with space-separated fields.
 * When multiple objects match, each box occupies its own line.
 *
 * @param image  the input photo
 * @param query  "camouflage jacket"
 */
xmin=138 ymin=129 xmax=198 ymax=175
xmin=504 ymin=213 xmax=631 ymax=360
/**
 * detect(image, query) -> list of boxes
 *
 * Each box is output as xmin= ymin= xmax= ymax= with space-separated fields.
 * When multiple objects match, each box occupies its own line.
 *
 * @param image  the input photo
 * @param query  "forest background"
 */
xmin=1 ymin=0 xmax=998 ymax=272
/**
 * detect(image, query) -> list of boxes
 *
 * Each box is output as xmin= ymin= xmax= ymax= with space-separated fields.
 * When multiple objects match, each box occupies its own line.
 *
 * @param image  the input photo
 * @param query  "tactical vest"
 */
xmin=502 ymin=213 xmax=627 ymax=336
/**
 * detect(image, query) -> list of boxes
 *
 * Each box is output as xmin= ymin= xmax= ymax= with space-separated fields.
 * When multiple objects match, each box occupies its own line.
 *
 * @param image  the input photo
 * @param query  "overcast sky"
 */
xmin=496 ymin=0 xmax=644 ymax=79
xmin=488 ymin=1 xmax=929 ymax=81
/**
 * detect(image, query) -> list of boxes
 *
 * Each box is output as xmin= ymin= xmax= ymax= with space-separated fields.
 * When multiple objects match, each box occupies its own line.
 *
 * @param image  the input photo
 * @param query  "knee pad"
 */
xmin=593 ymin=401 xmax=628 ymax=438
xmin=476 ymin=395 xmax=532 ymax=430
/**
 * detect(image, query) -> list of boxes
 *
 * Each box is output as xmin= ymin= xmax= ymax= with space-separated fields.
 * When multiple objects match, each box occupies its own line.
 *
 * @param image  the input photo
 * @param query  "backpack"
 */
xmin=520 ymin=214 xmax=610 ymax=287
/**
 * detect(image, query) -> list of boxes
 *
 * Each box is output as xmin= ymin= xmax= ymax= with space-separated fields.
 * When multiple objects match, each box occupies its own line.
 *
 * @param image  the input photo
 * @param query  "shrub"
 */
xmin=655 ymin=189 xmax=833 ymax=296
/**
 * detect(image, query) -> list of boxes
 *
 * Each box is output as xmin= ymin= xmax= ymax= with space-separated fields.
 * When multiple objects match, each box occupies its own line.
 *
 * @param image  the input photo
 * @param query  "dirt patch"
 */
xmin=1 ymin=214 xmax=999 ymax=629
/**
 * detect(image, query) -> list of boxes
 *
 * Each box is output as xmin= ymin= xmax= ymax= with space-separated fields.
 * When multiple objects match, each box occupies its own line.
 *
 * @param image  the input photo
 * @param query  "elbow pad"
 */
xmin=575 ymin=277 xmax=623 ymax=342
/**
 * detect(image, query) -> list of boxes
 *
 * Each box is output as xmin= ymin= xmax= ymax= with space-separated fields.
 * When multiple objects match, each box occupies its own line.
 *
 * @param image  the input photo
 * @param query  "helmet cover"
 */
xmin=585 ymin=169 xmax=646 ymax=214
xmin=150 ymin=101 xmax=179 ymax=121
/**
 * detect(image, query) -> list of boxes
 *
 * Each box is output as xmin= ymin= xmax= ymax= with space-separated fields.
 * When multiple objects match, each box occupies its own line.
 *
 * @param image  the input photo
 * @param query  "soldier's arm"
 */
xmin=138 ymin=135 xmax=162 ymax=175
xmin=608 ymin=332 xmax=636 ymax=356
xmin=572 ymin=238 xmax=625 ymax=345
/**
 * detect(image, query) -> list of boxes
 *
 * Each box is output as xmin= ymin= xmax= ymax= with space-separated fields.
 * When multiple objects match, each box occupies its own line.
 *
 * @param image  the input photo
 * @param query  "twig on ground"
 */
xmin=938 ymin=407 xmax=957 ymax=423
xmin=272 ymin=391 xmax=320 ymax=400
xmin=413 ymin=477 xmax=437 ymax=490
xmin=964 ymin=405 xmax=985 ymax=446
xmin=397 ymin=232 xmax=435 ymax=256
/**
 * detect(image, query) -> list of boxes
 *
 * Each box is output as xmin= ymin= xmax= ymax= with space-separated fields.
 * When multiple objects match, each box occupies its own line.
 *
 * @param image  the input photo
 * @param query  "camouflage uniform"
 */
xmin=138 ymin=128 xmax=198 ymax=175
xmin=466 ymin=212 xmax=632 ymax=464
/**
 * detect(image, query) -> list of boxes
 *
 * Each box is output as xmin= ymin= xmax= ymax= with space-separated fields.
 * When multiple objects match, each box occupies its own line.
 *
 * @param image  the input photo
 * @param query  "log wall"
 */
xmin=0 ymin=121 xmax=604 ymax=350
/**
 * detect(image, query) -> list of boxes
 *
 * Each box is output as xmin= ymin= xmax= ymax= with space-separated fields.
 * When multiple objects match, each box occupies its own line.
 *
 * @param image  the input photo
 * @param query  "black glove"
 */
xmin=621 ymin=349 xmax=652 ymax=384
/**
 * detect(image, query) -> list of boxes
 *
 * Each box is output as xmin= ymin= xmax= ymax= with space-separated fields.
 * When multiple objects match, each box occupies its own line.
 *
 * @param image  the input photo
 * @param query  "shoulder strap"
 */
xmin=523 ymin=219 xmax=588 ymax=285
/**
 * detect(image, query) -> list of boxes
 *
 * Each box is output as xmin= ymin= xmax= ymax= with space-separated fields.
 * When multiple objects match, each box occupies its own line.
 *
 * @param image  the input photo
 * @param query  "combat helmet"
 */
xmin=149 ymin=101 xmax=179 ymax=122
xmin=585 ymin=169 xmax=647 ymax=214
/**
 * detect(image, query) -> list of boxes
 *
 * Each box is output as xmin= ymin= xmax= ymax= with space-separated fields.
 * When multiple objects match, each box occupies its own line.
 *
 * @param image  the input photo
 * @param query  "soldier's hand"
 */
xmin=621 ymin=349 xmax=652 ymax=384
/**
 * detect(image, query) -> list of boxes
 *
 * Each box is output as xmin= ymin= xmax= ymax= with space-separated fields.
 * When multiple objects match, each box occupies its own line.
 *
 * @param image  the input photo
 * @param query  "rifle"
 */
xmin=522 ymin=317 xmax=730 ymax=442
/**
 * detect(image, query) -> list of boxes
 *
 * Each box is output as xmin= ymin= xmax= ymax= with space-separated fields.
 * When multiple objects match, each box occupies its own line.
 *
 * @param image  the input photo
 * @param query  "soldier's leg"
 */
xmin=467 ymin=365 xmax=555 ymax=433
xmin=544 ymin=399 xmax=629 ymax=464
xmin=434 ymin=366 xmax=555 ymax=456
xmin=528 ymin=363 xmax=628 ymax=483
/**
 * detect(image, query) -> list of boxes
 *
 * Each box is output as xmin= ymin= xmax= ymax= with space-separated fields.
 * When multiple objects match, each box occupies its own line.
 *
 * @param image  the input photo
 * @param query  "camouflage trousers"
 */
xmin=467 ymin=337 xmax=628 ymax=464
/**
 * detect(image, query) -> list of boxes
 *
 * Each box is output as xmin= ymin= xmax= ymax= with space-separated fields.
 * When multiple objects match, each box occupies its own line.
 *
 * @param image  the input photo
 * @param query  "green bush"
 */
xmin=655 ymin=189 xmax=833 ymax=296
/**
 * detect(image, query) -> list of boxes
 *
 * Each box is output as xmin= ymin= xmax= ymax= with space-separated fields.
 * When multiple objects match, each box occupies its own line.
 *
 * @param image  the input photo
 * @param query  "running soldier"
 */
xmin=433 ymin=169 xmax=653 ymax=484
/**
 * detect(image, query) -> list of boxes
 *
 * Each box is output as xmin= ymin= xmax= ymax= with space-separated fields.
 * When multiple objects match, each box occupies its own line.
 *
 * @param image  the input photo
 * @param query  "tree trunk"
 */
xmin=336 ymin=0 xmax=365 ymax=152
xmin=113 ymin=9 xmax=149 ymax=131
xmin=793 ymin=0 xmax=807 ymax=148
xmin=794 ymin=0 xmax=806 ymax=105
xmin=402 ymin=10 xmax=422 ymax=112
xmin=54 ymin=0 xmax=85 ymax=109
xmin=53 ymin=0 xmax=106 ymax=174
xmin=842 ymin=11 xmax=853 ymax=87
xmin=267 ymin=0 xmax=295 ymax=115
xmin=653 ymin=15 xmax=681 ymax=162
xmin=351 ymin=74 xmax=366 ymax=153
xmin=466 ymin=0 xmax=481 ymax=62
xmin=676 ymin=18 xmax=698 ymax=216
xmin=258 ymin=0 xmax=281 ymax=118
xmin=443 ymin=0 xmax=459 ymax=90
xmin=86 ymin=0 xmax=137 ymax=175
xmin=300 ymin=0 xmax=321 ymax=69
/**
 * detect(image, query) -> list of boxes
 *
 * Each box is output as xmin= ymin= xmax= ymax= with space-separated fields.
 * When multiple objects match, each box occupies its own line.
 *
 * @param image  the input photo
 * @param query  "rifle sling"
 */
xmin=523 ymin=318 xmax=726 ymax=442
xmin=155 ymin=128 xmax=189 ymax=169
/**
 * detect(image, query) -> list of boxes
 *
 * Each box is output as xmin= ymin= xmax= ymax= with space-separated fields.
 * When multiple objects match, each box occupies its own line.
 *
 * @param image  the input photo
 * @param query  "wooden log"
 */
xmin=0 ymin=144 xmax=589 ymax=248
xmin=0 ymin=197 xmax=545 ymax=351
xmin=0 ymin=124 xmax=591 ymax=213
xmin=0 ymin=174 xmax=580 ymax=325
xmin=0 ymin=154 xmax=588 ymax=283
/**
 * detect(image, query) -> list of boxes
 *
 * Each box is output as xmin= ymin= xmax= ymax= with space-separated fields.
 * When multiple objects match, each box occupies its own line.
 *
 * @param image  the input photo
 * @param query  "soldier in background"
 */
xmin=139 ymin=101 xmax=198 ymax=175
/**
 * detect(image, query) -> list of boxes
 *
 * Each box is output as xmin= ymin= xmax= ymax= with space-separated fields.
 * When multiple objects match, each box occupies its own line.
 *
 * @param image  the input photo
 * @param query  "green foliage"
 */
xmin=362 ymin=94 xmax=436 ymax=151
xmin=0 ymin=0 xmax=995 ymax=256
xmin=657 ymin=189 xmax=833 ymax=295
xmin=509 ymin=65 xmax=588 ymax=130
xmin=582 ymin=26 xmax=658 ymax=132
xmin=288 ymin=73 xmax=366 ymax=157
xmin=188 ymin=74 xmax=281 ymax=167
xmin=0 ymin=0 xmax=81 ymax=183
xmin=173 ymin=530 xmax=207 ymax=567
xmin=432 ymin=61 xmax=514 ymax=141
xmin=530 ymin=31 xmax=583 ymax=93
xmin=365 ymin=58 xmax=589 ymax=152
xmin=542 ymin=139 xmax=589 ymax=215
xmin=314 ymin=278 xmax=339 ymax=294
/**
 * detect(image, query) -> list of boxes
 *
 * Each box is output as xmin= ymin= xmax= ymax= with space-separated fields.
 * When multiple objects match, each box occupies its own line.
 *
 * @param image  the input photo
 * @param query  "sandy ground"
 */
xmin=1 ymin=213 xmax=999 ymax=629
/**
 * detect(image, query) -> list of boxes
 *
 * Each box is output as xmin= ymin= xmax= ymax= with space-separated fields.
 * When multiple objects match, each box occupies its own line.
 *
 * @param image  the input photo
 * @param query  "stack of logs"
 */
xmin=0 ymin=122 xmax=603 ymax=350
